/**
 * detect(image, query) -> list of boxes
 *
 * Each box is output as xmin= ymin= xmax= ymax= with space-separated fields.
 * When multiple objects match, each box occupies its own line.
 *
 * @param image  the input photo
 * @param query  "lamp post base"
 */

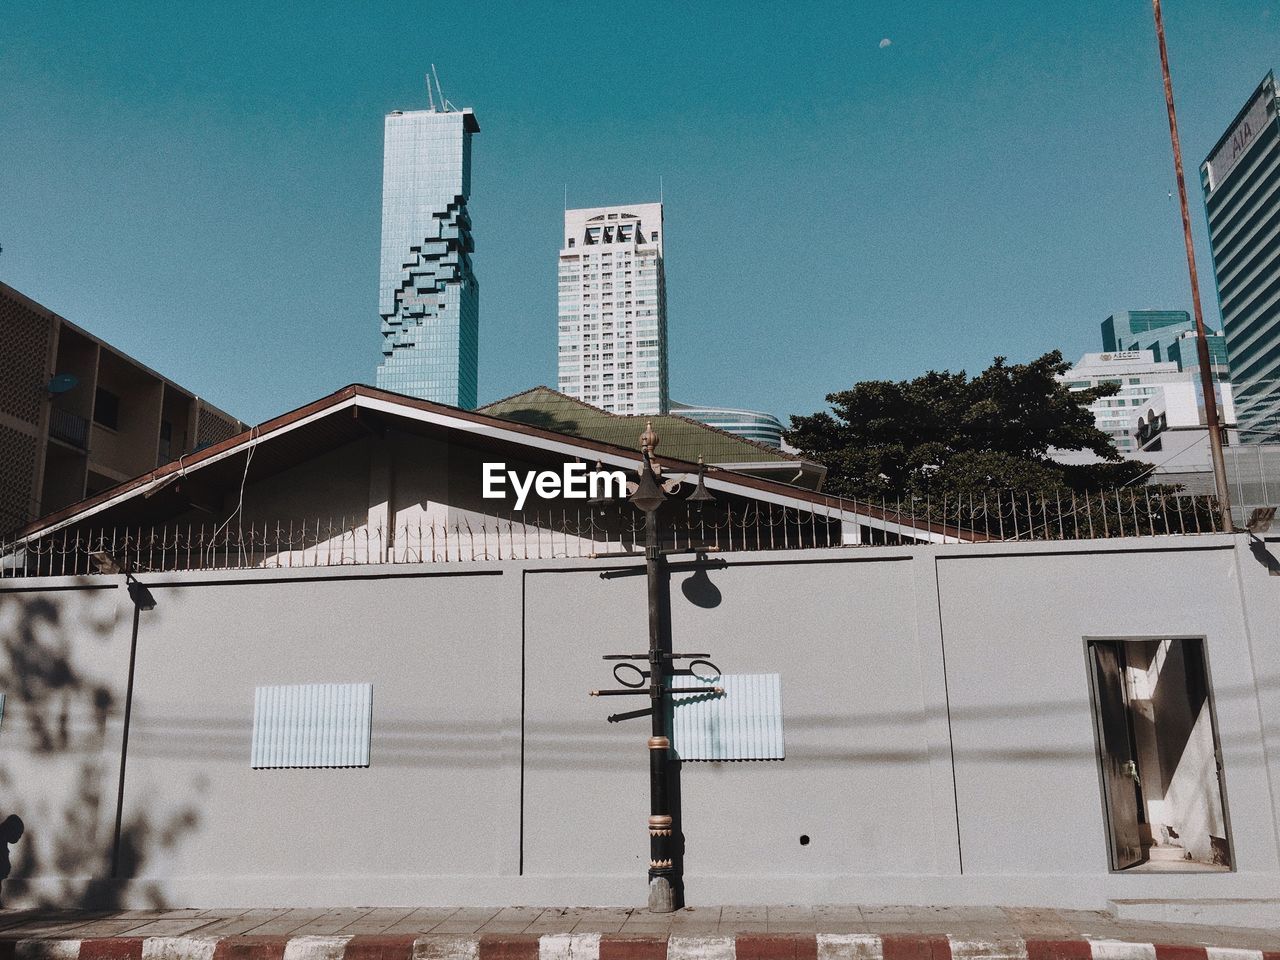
xmin=648 ymin=875 xmax=676 ymax=913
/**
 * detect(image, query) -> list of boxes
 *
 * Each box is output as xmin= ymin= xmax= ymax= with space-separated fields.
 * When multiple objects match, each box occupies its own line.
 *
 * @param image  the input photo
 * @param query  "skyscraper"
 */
xmin=1101 ymin=310 xmax=1229 ymax=380
xmin=1200 ymin=71 xmax=1280 ymax=440
xmin=557 ymin=203 xmax=668 ymax=414
xmin=1102 ymin=310 xmax=1191 ymax=359
xmin=376 ymin=106 xmax=480 ymax=408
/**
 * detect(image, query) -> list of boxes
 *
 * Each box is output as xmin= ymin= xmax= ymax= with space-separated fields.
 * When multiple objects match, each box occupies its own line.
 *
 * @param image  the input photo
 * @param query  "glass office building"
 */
xmin=376 ymin=107 xmax=480 ymax=408
xmin=1103 ymin=310 xmax=1191 ymax=360
xmin=1166 ymin=330 xmax=1231 ymax=384
xmin=557 ymin=203 xmax=668 ymax=414
xmin=669 ymin=402 xmax=784 ymax=448
xmin=1200 ymin=72 xmax=1280 ymax=440
xmin=1102 ymin=310 xmax=1229 ymax=381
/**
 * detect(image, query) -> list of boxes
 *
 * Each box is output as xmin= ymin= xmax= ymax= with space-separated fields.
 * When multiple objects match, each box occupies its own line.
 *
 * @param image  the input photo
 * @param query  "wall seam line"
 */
xmin=519 ymin=568 xmax=527 ymax=876
xmin=1228 ymin=539 xmax=1280 ymax=860
xmin=933 ymin=553 xmax=963 ymax=874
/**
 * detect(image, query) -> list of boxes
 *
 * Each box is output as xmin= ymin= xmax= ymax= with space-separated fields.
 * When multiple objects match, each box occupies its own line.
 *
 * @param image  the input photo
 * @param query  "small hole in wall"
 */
xmin=800 ymin=835 xmax=810 ymax=846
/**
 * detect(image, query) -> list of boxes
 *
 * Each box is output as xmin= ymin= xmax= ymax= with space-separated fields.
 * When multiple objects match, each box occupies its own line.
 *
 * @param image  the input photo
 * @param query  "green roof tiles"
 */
xmin=479 ymin=387 xmax=795 ymax=465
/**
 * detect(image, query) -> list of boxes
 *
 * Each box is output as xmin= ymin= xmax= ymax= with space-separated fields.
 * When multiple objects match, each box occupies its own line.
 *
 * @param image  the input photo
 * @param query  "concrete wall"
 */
xmin=0 ymin=581 xmax=131 ymax=904
xmin=2 ymin=534 xmax=1280 ymax=909
xmin=935 ymin=547 xmax=1267 ymax=884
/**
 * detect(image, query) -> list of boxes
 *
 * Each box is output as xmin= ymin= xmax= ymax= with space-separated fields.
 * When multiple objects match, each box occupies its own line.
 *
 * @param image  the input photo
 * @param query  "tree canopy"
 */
xmin=784 ymin=351 xmax=1150 ymax=499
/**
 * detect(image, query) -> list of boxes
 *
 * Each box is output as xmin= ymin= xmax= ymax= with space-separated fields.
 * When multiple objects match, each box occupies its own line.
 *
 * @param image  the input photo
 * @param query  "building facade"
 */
xmin=1200 ymin=71 xmax=1280 ymax=440
xmin=1166 ymin=328 xmax=1231 ymax=384
xmin=1061 ymin=351 xmax=1196 ymax=455
xmin=0 ymin=281 xmax=243 ymax=534
xmin=557 ymin=203 xmax=668 ymax=414
xmin=376 ymin=106 xmax=480 ymax=408
xmin=1102 ymin=309 xmax=1230 ymax=380
xmin=1133 ymin=380 xmax=1238 ymax=459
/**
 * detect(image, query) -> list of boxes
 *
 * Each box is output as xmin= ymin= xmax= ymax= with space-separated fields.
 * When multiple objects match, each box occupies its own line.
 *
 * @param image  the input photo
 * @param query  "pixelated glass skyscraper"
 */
xmin=376 ymin=107 xmax=480 ymax=408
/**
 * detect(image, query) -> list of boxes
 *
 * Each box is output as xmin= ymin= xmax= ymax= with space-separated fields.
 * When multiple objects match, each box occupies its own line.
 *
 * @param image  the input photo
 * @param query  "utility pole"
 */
xmin=1151 ymin=0 xmax=1234 ymax=532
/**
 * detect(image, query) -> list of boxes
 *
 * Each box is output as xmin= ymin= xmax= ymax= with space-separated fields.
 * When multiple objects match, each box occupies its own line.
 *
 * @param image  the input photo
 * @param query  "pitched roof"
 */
xmin=479 ymin=386 xmax=796 ymax=465
xmin=10 ymin=383 xmax=977 ymax=544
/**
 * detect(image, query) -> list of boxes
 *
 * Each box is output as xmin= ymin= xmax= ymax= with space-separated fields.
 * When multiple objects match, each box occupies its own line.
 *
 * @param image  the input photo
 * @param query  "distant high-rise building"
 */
xmin=669 ymin=402 xmax=784 ymax=448
xmin=1200 ymin=71 xmax=1280 ymax=440
xmin=1166 ymin=329 xmax=1230 ymax=384
xmin=1060 ymin=350 xmax=1231 ymax=456
xmin=1101 ymin=310 xmax=1229 ymax=380
xmin=557 ymin=203 xmax=668 ymax=414
xmin=376 ymin=106 xmax=480 ymax=408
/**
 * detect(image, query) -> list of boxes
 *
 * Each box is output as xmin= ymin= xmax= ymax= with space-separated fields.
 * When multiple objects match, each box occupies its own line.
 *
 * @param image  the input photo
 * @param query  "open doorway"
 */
xmin=1086 ymin=637 xmax=1231 ymax=872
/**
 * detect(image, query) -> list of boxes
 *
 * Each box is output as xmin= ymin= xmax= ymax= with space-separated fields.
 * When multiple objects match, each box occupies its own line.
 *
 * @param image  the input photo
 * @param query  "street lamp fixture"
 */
xmin=589 ymin=423 xmax=725 ymax=914
xmin=686 ymin=456 xmax=715 ymax=511
xmin=630 ymin=424 xmax=667 ymax=514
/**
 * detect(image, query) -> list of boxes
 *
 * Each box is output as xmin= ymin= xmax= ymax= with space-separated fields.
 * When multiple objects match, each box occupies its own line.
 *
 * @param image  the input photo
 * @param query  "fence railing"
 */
xmin=0 ymin=488 xmax=1228 ymax=579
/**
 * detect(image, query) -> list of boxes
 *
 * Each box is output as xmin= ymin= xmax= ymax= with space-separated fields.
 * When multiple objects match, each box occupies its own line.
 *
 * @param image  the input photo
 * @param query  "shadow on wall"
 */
xmin=680 ymin=563 xmax=722 ymax=609
xmin=0 ymin=814 xmax=23 ymax=906
xmin=0 ymin=585 xmax=201 ymax=909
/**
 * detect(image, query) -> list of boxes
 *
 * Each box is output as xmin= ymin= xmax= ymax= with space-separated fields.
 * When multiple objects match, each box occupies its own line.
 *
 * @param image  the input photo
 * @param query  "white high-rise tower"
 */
xmin=557 ymin=203 xmax=668 ymax=414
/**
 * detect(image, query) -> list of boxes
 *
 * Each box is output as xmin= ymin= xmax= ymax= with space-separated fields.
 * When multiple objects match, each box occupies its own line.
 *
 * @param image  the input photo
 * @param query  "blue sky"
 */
xmin=1 ymin=1 xmax=1275 ymax=425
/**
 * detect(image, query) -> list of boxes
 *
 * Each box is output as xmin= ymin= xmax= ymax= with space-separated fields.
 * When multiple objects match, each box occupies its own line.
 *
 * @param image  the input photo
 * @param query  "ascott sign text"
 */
xmin=482 ymin=462 xmax=628 ymax=511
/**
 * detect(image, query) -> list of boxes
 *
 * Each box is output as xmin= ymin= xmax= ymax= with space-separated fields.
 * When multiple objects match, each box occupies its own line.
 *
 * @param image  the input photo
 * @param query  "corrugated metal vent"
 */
xmin=251 ymin=683 xmax=372 ymax=769
xmin=670 ymin=673 xmax=783 ymax=761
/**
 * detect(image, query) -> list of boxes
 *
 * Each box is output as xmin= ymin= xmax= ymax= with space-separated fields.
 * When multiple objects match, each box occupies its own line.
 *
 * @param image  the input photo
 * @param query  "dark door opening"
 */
xmin=1087 ymin=638 xmax=1231 ymax=872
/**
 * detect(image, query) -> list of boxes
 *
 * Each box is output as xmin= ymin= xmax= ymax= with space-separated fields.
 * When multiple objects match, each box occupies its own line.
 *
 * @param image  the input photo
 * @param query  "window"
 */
xmin=251 ymin=683 xmax=373 ymax=769
xmin=670 ymin=674 xmax=783 ymax=760
xmin=159 ymin=420 xmax=174 ymax=461
xmin=94 ymin=388 xmax=120 ymax=430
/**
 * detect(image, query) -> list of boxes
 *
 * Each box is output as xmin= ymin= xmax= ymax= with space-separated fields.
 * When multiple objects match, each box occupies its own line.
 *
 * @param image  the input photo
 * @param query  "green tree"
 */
xmin=785 ymin=351 xmax=1150 ymax=499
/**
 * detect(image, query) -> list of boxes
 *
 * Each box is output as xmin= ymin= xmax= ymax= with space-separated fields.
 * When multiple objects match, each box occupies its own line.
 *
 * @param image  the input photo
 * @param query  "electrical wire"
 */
xmin=1122 ymin=430 xmax=1218 ymax=486
xmin=209 ymin=426 xmax=258 ymax=557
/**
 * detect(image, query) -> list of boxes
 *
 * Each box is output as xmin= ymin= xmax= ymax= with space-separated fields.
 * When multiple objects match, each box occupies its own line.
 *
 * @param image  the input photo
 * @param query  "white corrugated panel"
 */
xmin=670 ymin=673 xmax=783 ymax=761
xmin=251 ymin=683 xmax=372 ymax=769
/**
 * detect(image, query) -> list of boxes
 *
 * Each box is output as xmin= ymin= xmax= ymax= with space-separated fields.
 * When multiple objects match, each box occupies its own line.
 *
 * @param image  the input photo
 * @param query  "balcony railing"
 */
xmin=48 ymin=408 xmax=90 ymax=449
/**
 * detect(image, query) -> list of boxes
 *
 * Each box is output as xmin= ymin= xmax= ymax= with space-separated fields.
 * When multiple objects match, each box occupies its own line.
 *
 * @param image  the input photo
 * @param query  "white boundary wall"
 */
xmin=1 ymin=534 xmax=1278 ymax=909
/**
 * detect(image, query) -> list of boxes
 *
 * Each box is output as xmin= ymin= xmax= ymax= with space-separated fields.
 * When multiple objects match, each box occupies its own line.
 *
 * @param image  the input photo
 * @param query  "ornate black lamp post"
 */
xmin=631 ymin=423 xmax=678 ymax=910
xmin=590 ymin=424 xmax=721 ymax=912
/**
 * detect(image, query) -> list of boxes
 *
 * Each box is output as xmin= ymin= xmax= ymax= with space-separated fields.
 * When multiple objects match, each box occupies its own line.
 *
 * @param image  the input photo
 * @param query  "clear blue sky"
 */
xmin=1 ymin=1 xmax=1275 ymax=426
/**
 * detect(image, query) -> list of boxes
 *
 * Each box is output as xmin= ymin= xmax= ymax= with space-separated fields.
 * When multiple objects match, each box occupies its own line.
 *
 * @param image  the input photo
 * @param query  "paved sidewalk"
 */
xmin=0 ymin=906 xmax=1278 ymax=959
